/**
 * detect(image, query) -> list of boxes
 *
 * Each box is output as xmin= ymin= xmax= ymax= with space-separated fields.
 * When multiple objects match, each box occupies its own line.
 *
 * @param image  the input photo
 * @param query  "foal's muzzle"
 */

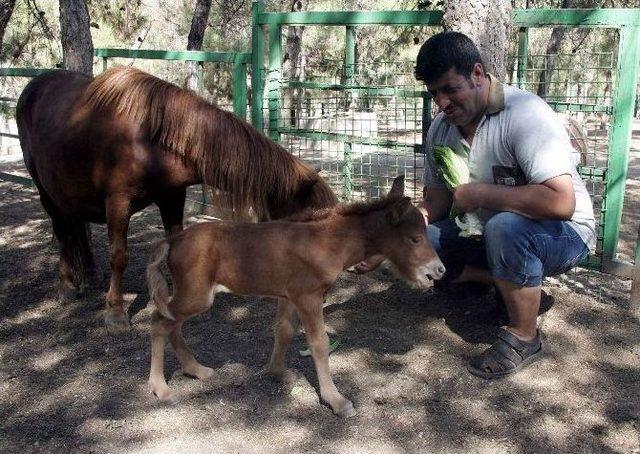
xmin=423 ymin=259 xmax=446 ymax=281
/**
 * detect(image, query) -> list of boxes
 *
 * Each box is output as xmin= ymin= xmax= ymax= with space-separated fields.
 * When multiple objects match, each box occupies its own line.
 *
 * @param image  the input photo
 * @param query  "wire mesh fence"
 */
xmin=267 ymin=59 xmax=430 ymax=202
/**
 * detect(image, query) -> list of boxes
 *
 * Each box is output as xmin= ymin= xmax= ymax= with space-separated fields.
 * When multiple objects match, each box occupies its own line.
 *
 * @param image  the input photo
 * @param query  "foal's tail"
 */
xmin=146 ymin=240 xmax=175 ymax=320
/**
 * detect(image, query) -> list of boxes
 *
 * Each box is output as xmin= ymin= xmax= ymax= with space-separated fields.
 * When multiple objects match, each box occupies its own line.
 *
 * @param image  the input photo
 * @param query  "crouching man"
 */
xmin=416 ymin=31 xmax=596 ymax=378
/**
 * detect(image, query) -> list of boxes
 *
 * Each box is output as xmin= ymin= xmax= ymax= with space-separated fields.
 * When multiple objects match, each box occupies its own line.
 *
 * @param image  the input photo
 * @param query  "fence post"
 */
xmin=251 ymin=0 xmax=265 ymax=130
xmin=631 ymin=222 xmax=640 ymax=317
xmin=517 ymin=27 xmax=528 ymax=89
xmin=342 ymin=25 xmax=356 ymax=201
xmin=232 ymin=59 xmax=248 ymax=120
xmin=602 ymin=25 xmax=640 ymax=263
xmin=267 ymin=24 xmax=282 ymax=142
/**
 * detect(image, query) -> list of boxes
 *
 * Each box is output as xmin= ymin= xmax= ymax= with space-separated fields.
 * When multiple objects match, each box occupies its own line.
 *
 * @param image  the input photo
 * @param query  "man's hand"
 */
xmin=452 ymin=183 xmax=484 ymax=213
xmin=422 ymin=185 xmax=452 ymax=223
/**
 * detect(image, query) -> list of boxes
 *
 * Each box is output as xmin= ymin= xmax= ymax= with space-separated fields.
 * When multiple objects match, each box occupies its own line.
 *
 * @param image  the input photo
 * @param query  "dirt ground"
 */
xmin=1 ymin=130 xmax=639 ymax=453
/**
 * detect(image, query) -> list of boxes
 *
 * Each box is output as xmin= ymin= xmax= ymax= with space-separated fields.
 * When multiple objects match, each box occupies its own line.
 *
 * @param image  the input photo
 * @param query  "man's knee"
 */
xmin=484 ymin=212 xmax=542 ymax=286
xmin=484 ymin=212 xmax=531 ymax=250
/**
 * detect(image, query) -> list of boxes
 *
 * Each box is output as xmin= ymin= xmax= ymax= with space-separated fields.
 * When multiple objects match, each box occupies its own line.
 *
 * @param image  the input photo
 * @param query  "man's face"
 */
xmin=425 ymin=65 xmax=486 ymax=128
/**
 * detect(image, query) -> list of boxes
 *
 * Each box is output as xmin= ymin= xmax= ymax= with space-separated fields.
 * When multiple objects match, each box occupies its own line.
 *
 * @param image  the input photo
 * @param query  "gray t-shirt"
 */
xmin=423 ymin=80 xmax=596 ymax=250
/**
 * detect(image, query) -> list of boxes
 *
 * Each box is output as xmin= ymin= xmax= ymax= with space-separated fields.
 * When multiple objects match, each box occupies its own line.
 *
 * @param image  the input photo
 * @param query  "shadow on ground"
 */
xmin=1 ymin=177 xmax=638 ymax=453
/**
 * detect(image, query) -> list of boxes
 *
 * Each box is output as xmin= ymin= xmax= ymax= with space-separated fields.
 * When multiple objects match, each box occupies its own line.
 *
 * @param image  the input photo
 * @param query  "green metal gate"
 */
xmin=250 ymin=3 xmax=640 ymax=311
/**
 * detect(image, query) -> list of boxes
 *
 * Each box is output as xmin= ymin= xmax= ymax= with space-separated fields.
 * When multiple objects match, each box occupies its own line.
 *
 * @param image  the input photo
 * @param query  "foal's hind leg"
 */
xmin=149 ymin=311 xmax=177 ymax=401
xmin=104 ymin=194 xmax=131 ymax=328
xmin=295 ymin=294 xmax=355 ymax=418
xmin=170 ymin=320 xmax=214 ymax=380
xmin=167 ymin=277 xmax=217 ymax=381
xmin=266 ymin=298 xmax=298 ymax=377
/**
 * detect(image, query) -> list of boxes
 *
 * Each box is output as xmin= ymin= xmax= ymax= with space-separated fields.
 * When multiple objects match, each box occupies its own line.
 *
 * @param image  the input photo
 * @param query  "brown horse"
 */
xmin=146 ymin=176 xmax=445 ymax=417
xmin=16 ymin=66 xmax=337 ymax=327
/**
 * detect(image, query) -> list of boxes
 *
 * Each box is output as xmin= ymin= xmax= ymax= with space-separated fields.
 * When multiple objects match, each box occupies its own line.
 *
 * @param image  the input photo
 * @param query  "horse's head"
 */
xmin=380 ymin=176 xmax=445 ymax=288
xmin=267 ymin=169 xmax=338 ymax=220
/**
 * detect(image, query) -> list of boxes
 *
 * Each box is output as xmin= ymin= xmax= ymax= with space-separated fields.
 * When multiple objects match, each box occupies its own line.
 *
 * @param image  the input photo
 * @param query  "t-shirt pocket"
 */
xmin=492 ymin=165 xmax=526 ymax=186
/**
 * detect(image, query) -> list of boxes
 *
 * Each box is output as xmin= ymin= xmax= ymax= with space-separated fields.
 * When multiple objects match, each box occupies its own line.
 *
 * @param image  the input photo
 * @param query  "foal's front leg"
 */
xmin=295 ymin=295 xmax=355 ymax=418
xmin=104 ymin=194 xmax=131 ymax=328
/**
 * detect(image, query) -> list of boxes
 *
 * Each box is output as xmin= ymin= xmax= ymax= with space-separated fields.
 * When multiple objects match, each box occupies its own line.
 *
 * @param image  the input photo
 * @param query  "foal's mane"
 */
xmin=82 ymin=66 xmax=336 ymax=219
xmin=284 ymin=196 xmax=399 ymax=223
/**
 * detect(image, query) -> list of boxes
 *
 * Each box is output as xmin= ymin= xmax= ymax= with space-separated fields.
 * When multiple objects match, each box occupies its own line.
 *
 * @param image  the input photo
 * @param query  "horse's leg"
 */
xmin=266 ymin=298 xmax=297 ymax=377
xmin=148 ymin=310 xmax=177 ymax=401
xmin=36 ymin=186 xmax=84 ymax=300
xmin=157 ymin=188 xmax=186 ymax=236
xmin=105 ymin=195 xmax=131 ymax=328
xmin=295 ymin=294 xmax=355 ymax=418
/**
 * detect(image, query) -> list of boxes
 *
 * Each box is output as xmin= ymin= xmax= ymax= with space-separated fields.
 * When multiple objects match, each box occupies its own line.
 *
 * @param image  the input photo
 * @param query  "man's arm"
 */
xmin=418 ymin=184 xmax=452 ymax=223
xmin=453 ymin=174 xmax=575 ymax=220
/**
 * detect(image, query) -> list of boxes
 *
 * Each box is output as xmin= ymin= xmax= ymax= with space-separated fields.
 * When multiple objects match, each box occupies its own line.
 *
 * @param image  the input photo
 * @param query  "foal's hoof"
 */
xmin=149 ymin=382 xmax=178 ymax=404
xmin=183 ymin=365 xmax=214 ymax=380
xmin=334 ymin=400 xmax=356 ymax=418
xmin=104 ymin=311 xmax=130 ymax=330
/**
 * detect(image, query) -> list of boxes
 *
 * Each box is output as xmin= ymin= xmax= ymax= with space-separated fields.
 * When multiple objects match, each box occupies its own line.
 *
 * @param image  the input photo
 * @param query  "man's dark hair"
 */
xmin=415 ymin=31 xmax=485 ymax=83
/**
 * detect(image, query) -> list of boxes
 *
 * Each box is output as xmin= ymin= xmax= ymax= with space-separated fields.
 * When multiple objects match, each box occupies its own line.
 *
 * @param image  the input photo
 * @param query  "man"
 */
xmin=420 ymin=31 xmax=597 ymax=378
xmin=361 ymin=31 xmax=595 ymax=379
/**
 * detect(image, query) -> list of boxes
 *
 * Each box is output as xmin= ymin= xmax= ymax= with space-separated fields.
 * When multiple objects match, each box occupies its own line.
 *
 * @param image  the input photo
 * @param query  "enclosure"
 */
xmin=1 ymin=2 xmax=639 ymax=453
xmin=2 ymin=5 xmax=639 ymax=303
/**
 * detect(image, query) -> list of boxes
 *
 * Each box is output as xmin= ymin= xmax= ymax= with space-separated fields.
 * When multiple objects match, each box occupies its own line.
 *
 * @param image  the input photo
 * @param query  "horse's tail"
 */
xmin=146 ymin=240 xmax=175 ymax=320
xmin=54 ymin=215 xmax=93 ymax=290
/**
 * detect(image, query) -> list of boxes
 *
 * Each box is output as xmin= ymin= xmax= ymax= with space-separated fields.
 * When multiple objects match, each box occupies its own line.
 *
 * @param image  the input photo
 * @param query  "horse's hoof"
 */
xmin=104 ymin=311 xmax=130 ymax=330
xmin=58 ymin=286 xmax=76 ymax=303
xmin=334 ymin=400 xmax=356 ymax=418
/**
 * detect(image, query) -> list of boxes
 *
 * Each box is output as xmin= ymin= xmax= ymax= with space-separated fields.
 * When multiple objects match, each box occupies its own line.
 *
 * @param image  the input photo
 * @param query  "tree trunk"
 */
xmin=185 ymin=0 xmax=212 ymax=91
xmin=0 ymin=0 xmax=16 ymax=59
xmin=282 ymin=0 xmax=305 ymax=127
xmin=536 ymin=0 xmax=597 ymax=98
xmin=442 ymin=0 xmax=512 ymax=81
xmin=59 ymin=0 xmax=94 ymax=76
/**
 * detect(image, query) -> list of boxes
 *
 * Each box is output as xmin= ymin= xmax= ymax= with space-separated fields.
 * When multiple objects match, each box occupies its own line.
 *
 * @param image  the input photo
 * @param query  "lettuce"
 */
xmin=433 ymin=145 xmax=483 ymax=238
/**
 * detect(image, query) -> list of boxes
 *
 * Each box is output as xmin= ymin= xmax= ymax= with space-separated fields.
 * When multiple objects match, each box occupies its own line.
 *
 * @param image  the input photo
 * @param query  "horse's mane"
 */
xmin=82 ymin=66 xmax=336 ymax=219
xmin=284 ymin=195 xmax=399 ymax=223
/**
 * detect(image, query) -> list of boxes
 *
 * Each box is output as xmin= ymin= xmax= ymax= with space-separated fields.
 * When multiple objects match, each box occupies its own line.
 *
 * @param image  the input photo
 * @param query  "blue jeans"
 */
xmin=427 ymin=212 xmax=589 ymax=287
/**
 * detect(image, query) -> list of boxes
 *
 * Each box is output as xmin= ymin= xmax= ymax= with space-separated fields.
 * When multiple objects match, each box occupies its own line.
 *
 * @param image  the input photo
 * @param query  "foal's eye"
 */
xmin=409 ymin=236 xmax=422 ymax=245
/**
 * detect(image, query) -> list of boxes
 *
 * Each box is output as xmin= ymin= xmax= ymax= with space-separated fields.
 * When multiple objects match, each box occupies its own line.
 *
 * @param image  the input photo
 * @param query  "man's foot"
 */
xmin=467 ymin=327 xmax=543 ymax=379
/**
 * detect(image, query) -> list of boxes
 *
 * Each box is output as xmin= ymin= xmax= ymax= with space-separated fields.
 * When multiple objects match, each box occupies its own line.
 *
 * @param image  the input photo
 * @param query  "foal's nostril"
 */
xmin=437 ymin=264 xmax=446 ymax=275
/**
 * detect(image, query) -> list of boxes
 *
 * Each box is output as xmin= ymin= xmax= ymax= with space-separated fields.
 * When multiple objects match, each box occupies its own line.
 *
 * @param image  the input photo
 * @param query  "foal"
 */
xmin=146 ymin=176 xmax=445 ymax=417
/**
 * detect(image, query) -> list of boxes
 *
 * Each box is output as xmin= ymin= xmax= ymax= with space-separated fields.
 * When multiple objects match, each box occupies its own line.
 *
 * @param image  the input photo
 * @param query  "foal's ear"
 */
xmin=387 ymin=196 xmax=413 ymax=225
xmin=388 ymin=175 xmax=405 ymax=198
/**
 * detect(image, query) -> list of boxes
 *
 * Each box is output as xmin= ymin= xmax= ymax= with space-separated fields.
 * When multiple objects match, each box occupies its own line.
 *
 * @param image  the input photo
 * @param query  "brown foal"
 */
xmin=146 ymin=176 xmax=445 ymax=417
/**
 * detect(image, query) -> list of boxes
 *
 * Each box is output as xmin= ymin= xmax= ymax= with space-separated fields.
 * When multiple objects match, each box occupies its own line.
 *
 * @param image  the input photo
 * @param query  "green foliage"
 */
xmin=1 ymin=0 xmax=636 ymax=107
